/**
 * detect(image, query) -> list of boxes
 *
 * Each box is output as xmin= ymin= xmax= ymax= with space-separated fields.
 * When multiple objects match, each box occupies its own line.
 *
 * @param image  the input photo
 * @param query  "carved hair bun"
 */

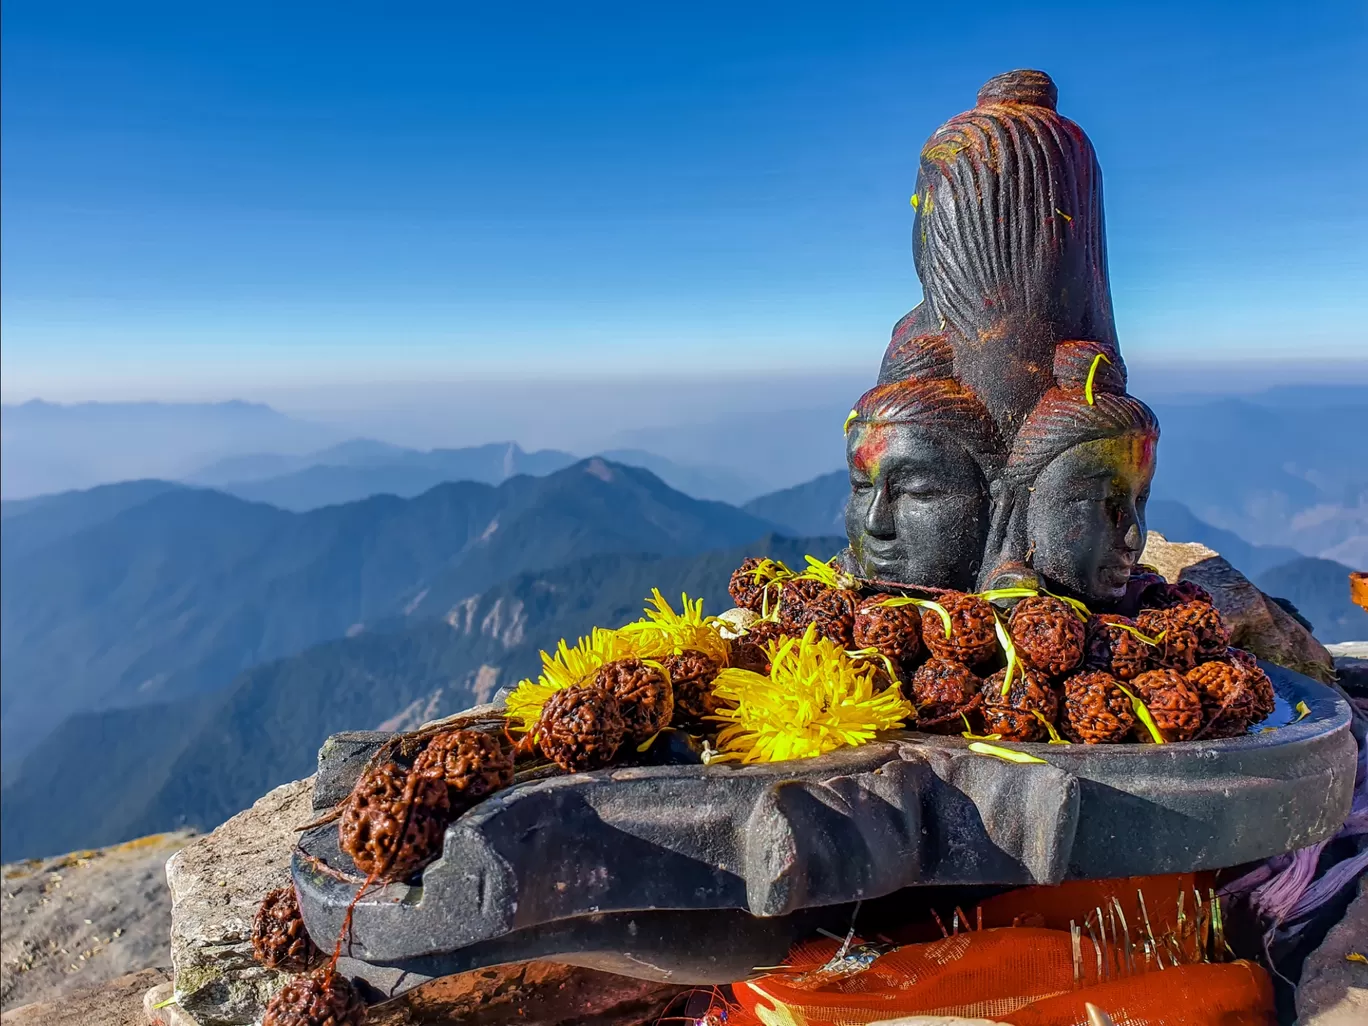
xmin=1053 ymin=340 xmax=1127 ymax=395
xmin=881 ymin=331 xmax=956 ymax=383
xmin=976 ymin=69 xmax=1058 ymax=110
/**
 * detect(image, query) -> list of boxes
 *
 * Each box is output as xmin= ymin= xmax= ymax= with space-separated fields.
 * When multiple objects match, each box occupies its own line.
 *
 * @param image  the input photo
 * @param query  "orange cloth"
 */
xmin=721 ymin=876 xmax=1273 ymax=1026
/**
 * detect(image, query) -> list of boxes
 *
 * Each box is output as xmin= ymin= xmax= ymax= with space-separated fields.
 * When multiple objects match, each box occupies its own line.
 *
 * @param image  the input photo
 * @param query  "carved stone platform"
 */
xmin=293 ymin=662 xmax=1355 ymax=993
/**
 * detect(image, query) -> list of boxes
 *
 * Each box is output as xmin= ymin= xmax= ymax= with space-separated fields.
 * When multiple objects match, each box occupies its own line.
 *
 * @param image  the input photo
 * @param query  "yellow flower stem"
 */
xmin=846 ymin=646 xmax=902 ymax=685
xmin=968 ymin=741 xmax=1047 ymax=764
xmin=636 ymin=730 xmax=663 ymax=753
xmin=843 ymin=410 xmax=859 ymax=435
xmin=1116 ymin=682 xmax=1165 ymax=744
xmin=1031 ymin=709 xmax=1070 ymax=743
xmin=879 ymin=596 xmax=952 ymax=638
xmin=1040 ymin=586 xmax=1092 ymax=622
xmin=977 ymin=584 xmax=1089 ymax=623
xmin=1109 ymin=621 xmax=1165 ymax=646
xmin=992 ymin=612 xmax=1019 ymax=697
xmin=961 ymin=729 xmax=1003 ymax=741
xmin=1085 ymin=353 xmax=1112 ymax=405
xmin=977 ymin=587 xmax=1039 ymax=602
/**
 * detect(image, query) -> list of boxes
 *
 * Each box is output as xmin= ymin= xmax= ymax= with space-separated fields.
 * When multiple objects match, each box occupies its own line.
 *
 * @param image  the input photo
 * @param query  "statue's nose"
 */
xmin=1123 ymin=522 xmax=1143 ymax=554
xmin=865 ymin=483 xmax=896 ymax=538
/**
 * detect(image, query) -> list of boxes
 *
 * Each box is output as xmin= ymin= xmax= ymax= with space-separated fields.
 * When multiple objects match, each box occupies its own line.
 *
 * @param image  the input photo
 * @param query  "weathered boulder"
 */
xmin=166 ymin=778 xmax=314 ymax=1025
xmin=1141 ymin=532 xmax=1336 ymax=682
xmin=166 ymin=774 xmax=686 ymax=1025
xmin=1295 ymin=876 xmax=1368 ymax=1025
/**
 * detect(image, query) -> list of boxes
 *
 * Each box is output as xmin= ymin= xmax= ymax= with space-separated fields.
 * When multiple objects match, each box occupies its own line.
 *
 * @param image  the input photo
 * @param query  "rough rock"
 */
xmin=1141 ymin=532 xmax=1335 ymax=682
xmin=715 ymin=607 xmax=758 ymax=638
xmin=1295 ymin=877 xmax=1368 ymax=1025
xmin=144 ymin=982 xmax=202 ymax=1026
xmin=1 ymin=832 xmax=193 ymax=1012
xmin=165 ymin=778 xmax=315 ymax=1026
xmin=0 ymin=967 xmax=170 ymax=1026
xmin=167 ymin=773 xmax=689 ymax=1026
xmin=363 ymin=962 xmax=682 ymax=1026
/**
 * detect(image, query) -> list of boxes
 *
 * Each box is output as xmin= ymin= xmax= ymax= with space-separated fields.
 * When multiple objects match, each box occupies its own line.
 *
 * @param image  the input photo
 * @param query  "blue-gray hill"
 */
xmin=0 ymin=459 xmax=778 ymax=772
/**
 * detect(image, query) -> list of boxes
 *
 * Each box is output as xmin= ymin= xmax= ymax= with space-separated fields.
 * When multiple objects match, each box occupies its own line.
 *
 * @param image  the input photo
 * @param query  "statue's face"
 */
xmin=844 ymin=420 xmax=989 ymax=590
xmin=1024 ymin=433 xmax=1155 ymax=605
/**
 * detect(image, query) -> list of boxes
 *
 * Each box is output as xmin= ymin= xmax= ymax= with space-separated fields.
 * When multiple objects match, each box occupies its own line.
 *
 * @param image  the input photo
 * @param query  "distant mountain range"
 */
xmin=0 ymin=399 xmax=339 ymax=499
xmin=0 ymin=401 xmax=766 ymax=506
xmin=0 ymin=459 xmax=776 ymax=774
xmin=1256 ymin=557 xmax=1368 ymax=646
xmin=0 ymin=536 xmax=838 ymax=860
xmin=188 ymin=440 xmax=756 ymax=509
xmin=194 ymin=440 xmax=580 ymax=509
xmin=743 ymin=470 xmax=847 ymax=537
xmin=1146 ymin=390 xmax=1367 ymax=566
xmin=6 ymin=388 xmax=1365 ymax=562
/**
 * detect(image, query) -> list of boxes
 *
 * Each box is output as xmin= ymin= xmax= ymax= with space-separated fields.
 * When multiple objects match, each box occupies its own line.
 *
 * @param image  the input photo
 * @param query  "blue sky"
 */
xmin=3 ymin=0 xmax=1365 ymax=399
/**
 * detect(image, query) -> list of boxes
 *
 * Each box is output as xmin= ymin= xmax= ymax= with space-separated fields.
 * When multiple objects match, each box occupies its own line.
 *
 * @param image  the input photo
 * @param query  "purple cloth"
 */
xmin=1220 ymin=702 xmax=1367 ymax=944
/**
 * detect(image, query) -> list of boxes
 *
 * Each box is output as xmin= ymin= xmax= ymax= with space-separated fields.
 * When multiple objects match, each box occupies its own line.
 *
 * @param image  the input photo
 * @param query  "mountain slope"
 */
xmin=1143 ymin=500 xmax=1303 ymax=577
xmin=0 ymin=480 xmax=186 ymax=558
xmin=1256 ymin=557 xmax=1368 ymax=645
xmin=595 ymin=449 xmax=752 ymax=503
xmin=0 ymin=460 xmax=777 ymax=770
xmin=1148 ymin=393 xmax=1367 ymax=560
xmin=0 ymin=535 xmax=840 ymax=861
xmin=743 ymin=471 xmax=847 ymax=537
xmin=195 ymin=441 xmax=750 ymax=511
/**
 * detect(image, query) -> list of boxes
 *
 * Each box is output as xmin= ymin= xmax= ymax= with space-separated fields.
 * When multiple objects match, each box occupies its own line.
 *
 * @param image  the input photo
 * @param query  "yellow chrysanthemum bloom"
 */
xmin=710 ymin=625 xmax=913 ymax=763
xmin=617 ymin=589 xmax=731 ymax=666
xmin=504 ymin=628 xmax=637 ymax=732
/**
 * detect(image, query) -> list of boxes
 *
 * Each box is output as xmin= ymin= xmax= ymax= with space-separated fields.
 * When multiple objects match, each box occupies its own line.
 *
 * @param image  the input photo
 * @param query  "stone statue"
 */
xmin=844 ymin=69 xmax=1157 ymax=610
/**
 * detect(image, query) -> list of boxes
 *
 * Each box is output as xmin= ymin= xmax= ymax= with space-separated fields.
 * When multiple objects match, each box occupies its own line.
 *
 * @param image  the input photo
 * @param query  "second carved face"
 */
xmin=1022 ymin=433 xmax=1155 ymax=604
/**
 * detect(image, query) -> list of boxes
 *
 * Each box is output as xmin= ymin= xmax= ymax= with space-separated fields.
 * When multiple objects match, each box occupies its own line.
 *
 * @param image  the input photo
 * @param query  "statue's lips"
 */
xmin=859 ymin=542 xmax=907 ymax=570
xmin=1096 ymin=563 xmax=1132 ymax=589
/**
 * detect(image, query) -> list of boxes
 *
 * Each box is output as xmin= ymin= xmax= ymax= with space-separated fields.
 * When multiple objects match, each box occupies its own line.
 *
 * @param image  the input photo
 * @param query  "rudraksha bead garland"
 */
xmin=718 ymin=554 xmax=1277 ymax=749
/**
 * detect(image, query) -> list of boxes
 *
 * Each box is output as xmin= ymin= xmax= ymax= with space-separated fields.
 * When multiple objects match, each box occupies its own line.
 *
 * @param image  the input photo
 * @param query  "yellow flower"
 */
xmin=617 ymin=589 xmax=731 ymax=666
xmin=710 ymin=626 xmax=913 ymax=763
xmin=504 ymin=628 xmax=636 ymax=732
xmin=792 ymin=554 xmax=856 ymax=591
